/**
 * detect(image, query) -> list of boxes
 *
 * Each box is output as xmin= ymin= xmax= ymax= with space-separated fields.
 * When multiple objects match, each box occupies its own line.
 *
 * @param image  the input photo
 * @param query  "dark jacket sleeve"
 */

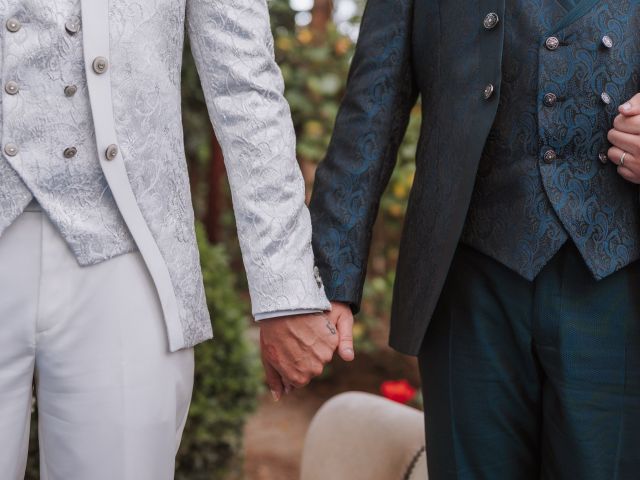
xmin=309 ymin=0 xmax=419 ymax=313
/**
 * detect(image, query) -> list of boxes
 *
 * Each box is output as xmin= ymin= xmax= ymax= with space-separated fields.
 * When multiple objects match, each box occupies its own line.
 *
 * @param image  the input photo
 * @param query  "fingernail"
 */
xmin=343 ymin=348 xmax=354 ymax=356
xmin=271 ymin=390 xmax=280 ymax=402
xmin=284 ymin=385 xmax=292 ymax=395
xmin=622 ymin=102 xmax=632 ymax=112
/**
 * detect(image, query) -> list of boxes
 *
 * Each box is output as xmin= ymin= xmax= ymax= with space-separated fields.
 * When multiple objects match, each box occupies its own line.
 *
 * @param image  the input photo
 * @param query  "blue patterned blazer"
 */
xmin=309 ymin=0 xmax=640 ymax=355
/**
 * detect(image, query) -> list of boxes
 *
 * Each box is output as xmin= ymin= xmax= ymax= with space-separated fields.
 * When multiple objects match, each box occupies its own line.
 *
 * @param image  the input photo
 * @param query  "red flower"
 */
xmin=380 ymin=379 xmax=417 ymax=404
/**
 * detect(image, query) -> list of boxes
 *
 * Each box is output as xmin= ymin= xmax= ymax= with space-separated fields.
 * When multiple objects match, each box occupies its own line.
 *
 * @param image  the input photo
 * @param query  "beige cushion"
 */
xmin=301 ymin=392 xmax=427 ymax=480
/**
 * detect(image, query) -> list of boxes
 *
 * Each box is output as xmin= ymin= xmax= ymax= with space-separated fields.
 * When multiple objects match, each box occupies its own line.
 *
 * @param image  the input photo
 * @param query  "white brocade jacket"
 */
xmin=0 ymin=0 xmax=330 ymax=351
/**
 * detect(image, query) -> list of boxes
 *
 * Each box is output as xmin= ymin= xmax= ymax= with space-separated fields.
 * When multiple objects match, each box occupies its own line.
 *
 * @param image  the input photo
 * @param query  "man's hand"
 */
xmin=608 ymin=93 xmax=640 ymax=183
xmin=260 ymin=312 xmax=339 ymax=401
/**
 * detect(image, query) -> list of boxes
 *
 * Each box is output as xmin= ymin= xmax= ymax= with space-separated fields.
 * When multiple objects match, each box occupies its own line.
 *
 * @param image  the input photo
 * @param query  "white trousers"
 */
xmin=0 ymin=206 xmax=195 ymax=480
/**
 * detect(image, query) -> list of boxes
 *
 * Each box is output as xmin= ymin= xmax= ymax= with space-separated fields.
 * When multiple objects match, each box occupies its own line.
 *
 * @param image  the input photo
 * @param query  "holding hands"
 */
xmin=259 ymin=302 xmax=355 ymax=401
xmin=608 ymin=93 xmax=640 ymax=183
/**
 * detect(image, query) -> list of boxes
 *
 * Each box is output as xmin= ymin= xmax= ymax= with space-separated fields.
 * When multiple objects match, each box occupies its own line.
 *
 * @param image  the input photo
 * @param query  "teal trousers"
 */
xmin=418 ymin=242 xmax=640 ymax=479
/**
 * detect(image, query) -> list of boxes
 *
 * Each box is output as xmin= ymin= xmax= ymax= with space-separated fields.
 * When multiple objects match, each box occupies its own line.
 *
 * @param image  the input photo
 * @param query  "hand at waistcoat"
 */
xmin=260 ymin=312 xmax=339 ymax=400
xmin=608 ymin=93 xmax=640 ymax=183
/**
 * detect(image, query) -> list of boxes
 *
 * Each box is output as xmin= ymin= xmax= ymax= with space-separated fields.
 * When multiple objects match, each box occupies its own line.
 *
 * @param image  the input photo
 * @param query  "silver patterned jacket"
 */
xmin=0 ymin=0 xmax=330 ymax=351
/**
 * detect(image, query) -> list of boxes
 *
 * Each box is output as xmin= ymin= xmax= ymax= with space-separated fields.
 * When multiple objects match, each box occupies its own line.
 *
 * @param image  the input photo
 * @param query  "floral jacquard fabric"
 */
xmin=461 ymin=0 xmax=640 ymax=281
xmin=0 ymin=0 xmax=330 ymax=349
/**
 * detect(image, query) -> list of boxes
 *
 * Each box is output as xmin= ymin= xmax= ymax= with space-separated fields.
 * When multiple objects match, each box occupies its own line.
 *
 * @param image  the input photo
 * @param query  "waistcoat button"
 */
xmin=63 ymin=147 xmax=78 ymax=158
xmin=483 ymin=12 xmax=499 ymax=30
xmin=92 ymin=56 xmax=109 ymax=74
xmin=6 ymin=18 xmax=21 ymax=33
xmin=64 ymin=84 xmax=77 ymax=97
xmin=5 ymin=81 xmax=19 ymax=95
xmin=602 ymin=35 xmax=613 ymax=49
xmin=601 ymin=92 xmax=612 ymax=105
xmin=543 ymin=92 xmax=557 ymax=107
xmin=545 ymin=36 xmax=560 ymax=50
xmin=65 ymin=16 xmax=80 ymax=34
xmin=483 ymin=83 xmax=495 ymax=100
xmin=4 ymin=143 xmax=18 ymax=156
xmin=543 ymin=149 xmax=557 ymax=163
xmin=599 ymin=152 xmax=609 ymax=164
xmin=105 ymin=144 xmax=119 ymax=161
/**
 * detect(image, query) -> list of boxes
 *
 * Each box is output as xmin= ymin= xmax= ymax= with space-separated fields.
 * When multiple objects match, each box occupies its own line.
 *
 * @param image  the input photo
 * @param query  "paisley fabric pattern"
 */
xmin=0 ymin=0 xmax=330 ymax=348
xmin=461 ymin=0 xmax=640 ymax=281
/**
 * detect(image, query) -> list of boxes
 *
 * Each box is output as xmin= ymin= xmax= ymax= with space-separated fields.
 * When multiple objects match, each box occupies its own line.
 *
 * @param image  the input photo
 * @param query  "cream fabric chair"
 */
xmin=301 ymin=392 xmax=427 ymax=480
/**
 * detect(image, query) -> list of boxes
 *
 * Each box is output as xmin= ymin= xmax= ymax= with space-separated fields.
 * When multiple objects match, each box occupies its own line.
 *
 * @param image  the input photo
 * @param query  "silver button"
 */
xmin=63 ymin=146 xmax=77 ymax=158
xmin=602 ymin=35 xmax=613 ymax=49
xmin=483 ymin=83 xmax=495 ymax=100
xmin=92 ymin=56 xmax=109 ymax=74
xmin=65 ymin=16 xmax=80 ymax=34
xmin=483 ymin=12 xmax=500 ymax=30
xmin=6 ymin=17 xmax=21 ymax=33
xmin=64 ymin=84 xmax=77 ymax=97
xmin=601 ymin=92 xmax=612 ymax=105
xmin=543 ymin=149 xmax=557 ymax=163
xmin=599 ymin=152 xmax=609 ymax=164
xmin=313 ymin=266 xmax=323 ymax=288
xmin=545 ymin=36 xmax=560 ymax=50
xmin=543 ymin=92 xmax=557 ymax=107
xmin=4 ymin=143 xmax=18 ymax=156
xmin=5 ymin=81 xmax=19 ymax=95
xmin=105 ymin=144 xmax=118 ymax=161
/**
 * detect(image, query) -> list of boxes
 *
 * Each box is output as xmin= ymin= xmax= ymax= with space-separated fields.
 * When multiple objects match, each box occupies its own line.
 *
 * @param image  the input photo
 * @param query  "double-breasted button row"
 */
xmin=6 ymin=16 xmax=80 ymax=34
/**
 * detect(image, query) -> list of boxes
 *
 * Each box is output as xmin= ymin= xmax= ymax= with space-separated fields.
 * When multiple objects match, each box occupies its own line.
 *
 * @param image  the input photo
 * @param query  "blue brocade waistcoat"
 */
xmin=460 ymin=0 xmax=640 ymax=281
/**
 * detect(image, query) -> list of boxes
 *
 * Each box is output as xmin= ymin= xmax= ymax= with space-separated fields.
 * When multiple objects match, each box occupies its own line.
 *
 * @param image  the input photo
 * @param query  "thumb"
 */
xmin=336 ymin=312 xmax=355 ymax=362
xmin=619 ymin=93 xmax=640 ymax=116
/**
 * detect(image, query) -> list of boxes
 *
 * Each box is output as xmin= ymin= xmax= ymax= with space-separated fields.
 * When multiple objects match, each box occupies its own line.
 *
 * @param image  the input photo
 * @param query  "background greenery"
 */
xmin=26 ymin=0 xmax=420 ymax=477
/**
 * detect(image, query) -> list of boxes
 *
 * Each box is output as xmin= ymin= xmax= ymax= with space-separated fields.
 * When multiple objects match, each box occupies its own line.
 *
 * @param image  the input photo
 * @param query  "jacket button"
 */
xmin=105 ymin=144 xmax=119 ymax=161
xmin=543 ymin=92 xmax=557 ymax=107
xmin=6 ymin=17 xmax=21 ymax=33
xmin=4 ymin=143 xmax=18 ymax=156
xmin=313 ymin=266 xmax=323 ymax=288
xmin=65 ymin=16 xmax=81 ymax=34
xmin=602 ymin=35 xmax=613 ymax=48
xmin=601 ymin=92 xmax=612 ymax=105
xmin=599 ymin=152 xmax=609 ymax=164
xmin=543 ymin=149 xmax=557 ymax=163
xmin=63 ymin=147 xmax=78 ymax=158
xmin=92 ymin=56 xmax=109 ymax=74
xmin=545 ymin=36 xmax=560 ymax=50
xmin=483 ymin=83 xmax=495 ymax=100
xmin=483 ymin=12 xmax=499 ymax=30
xmin=64 ymin=84 xmax=77 ymax=97
xmin=5 ymin=81 xmax=19 ymax=95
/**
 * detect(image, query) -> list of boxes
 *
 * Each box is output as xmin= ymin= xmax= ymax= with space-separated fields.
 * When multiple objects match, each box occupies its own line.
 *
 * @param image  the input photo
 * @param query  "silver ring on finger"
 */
xmin=620 ymin=151 xmax=628 ymax=167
